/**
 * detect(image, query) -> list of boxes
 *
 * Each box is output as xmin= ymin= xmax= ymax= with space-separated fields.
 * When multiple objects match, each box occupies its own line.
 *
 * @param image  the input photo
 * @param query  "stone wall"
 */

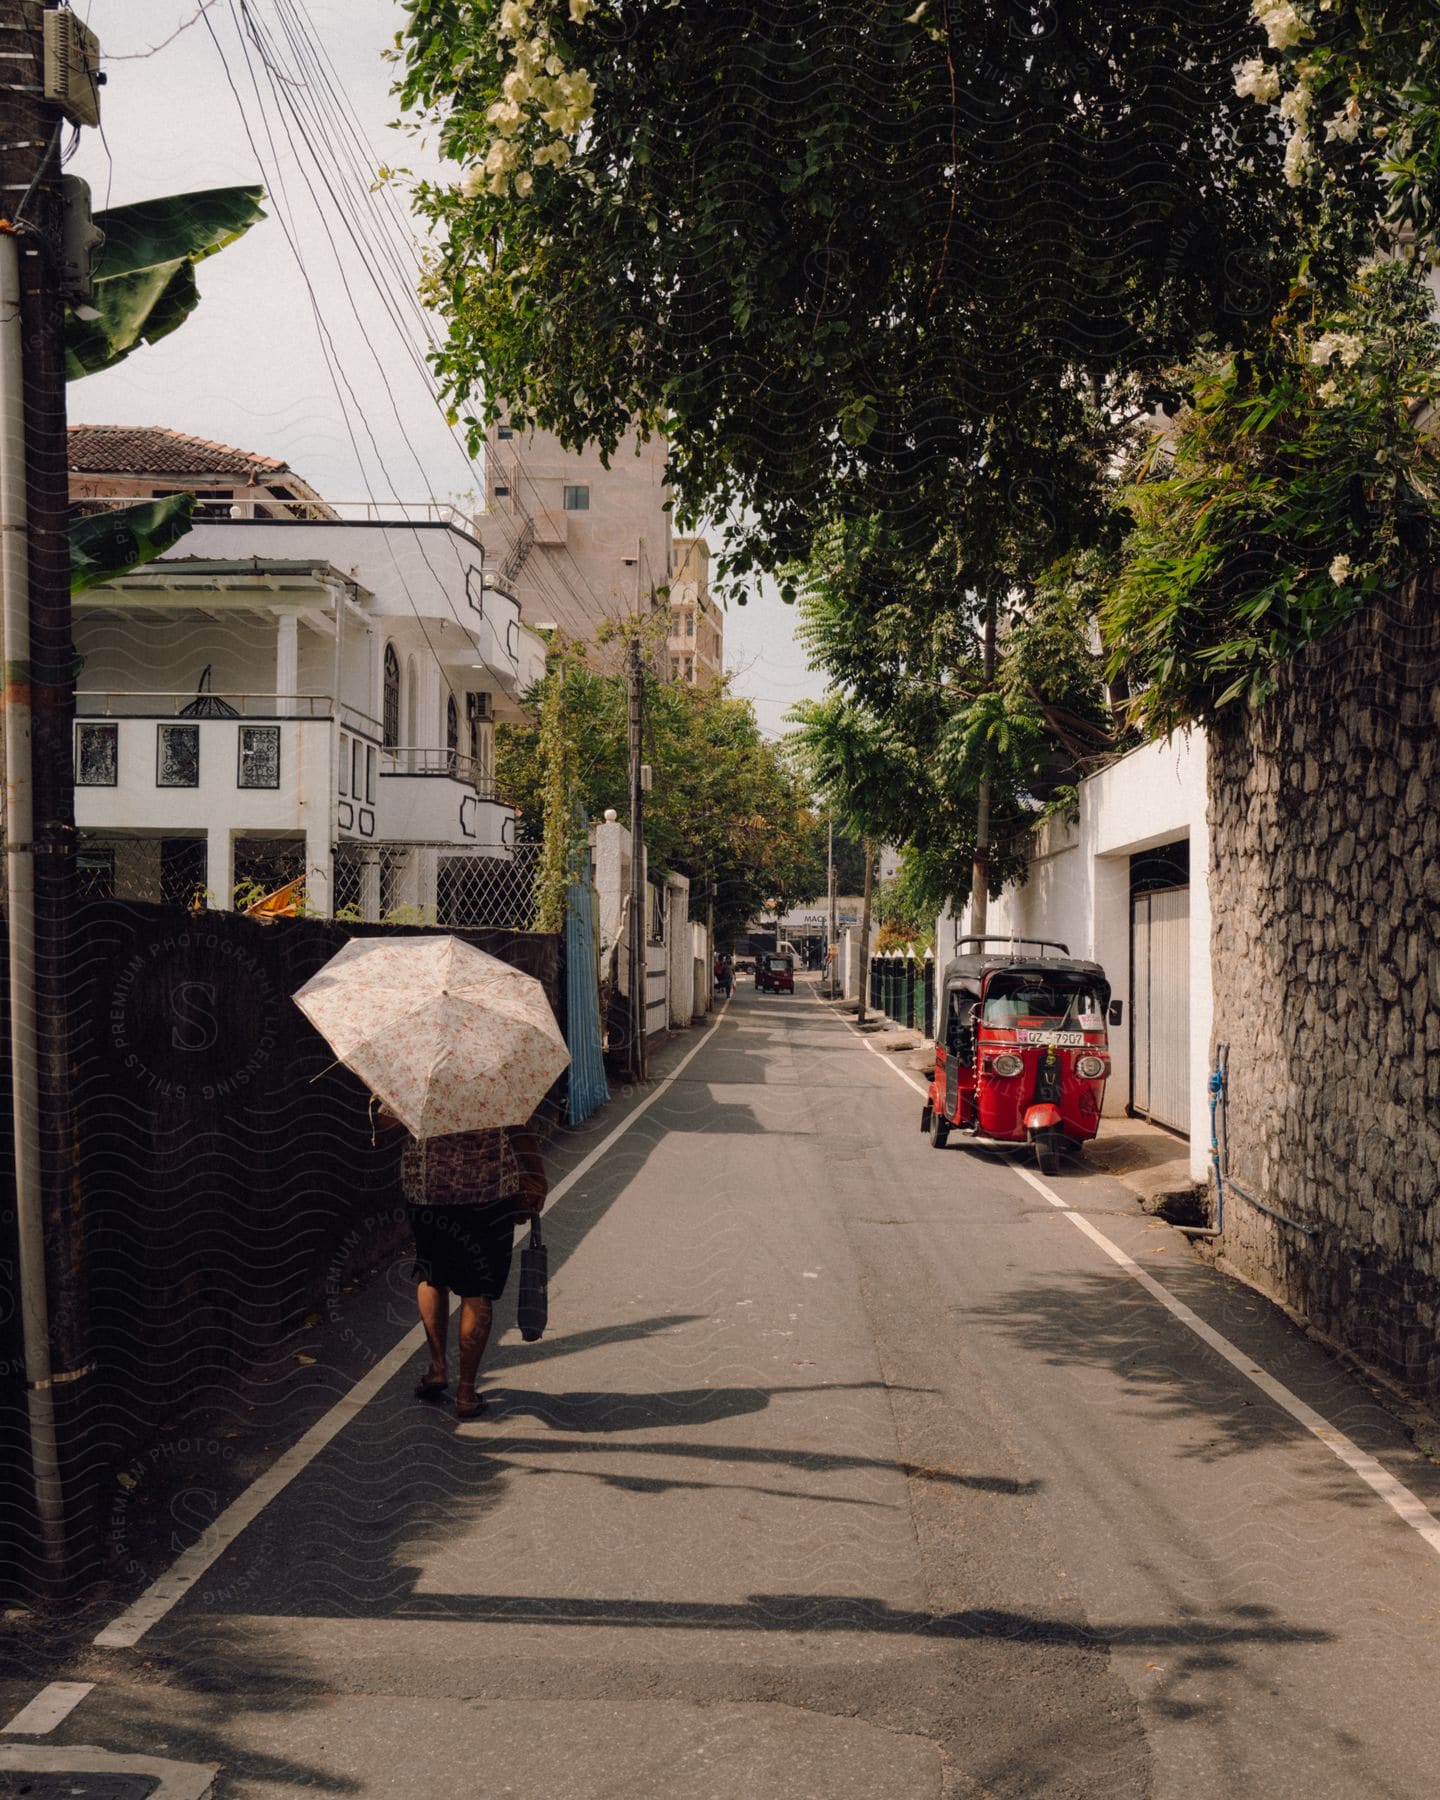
xmin=1208 ymin=575 xmax=1440 ymax=1393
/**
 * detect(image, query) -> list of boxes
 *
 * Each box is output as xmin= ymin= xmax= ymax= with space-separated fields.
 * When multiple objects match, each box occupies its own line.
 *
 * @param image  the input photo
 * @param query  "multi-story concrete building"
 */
xmin=67 ymin=430 xmax=547 ymax=921
xmin=666 ymin=537 xmax=724 ymax=685
xmin=474 ymin=422 xmax=722 ymax=679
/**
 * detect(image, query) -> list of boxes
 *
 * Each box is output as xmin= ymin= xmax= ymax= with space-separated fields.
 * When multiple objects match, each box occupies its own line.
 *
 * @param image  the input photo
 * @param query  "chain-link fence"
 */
xmin=74 ymin=833 xmax=543 ymax=932
xmin=334 ymin=840 xmax=540 ymax=930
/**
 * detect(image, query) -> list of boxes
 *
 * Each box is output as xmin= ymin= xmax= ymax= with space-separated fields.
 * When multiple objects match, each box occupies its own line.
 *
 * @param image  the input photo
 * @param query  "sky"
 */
xmin=72 ymin=0 xmax=822 ymax=739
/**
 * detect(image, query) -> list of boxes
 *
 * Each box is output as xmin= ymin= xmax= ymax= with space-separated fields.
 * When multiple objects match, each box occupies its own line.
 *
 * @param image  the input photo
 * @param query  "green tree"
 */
xmin=786 ymin=518 xmax=1113 ymax=917
xmin=398 ymin=1 xmax=1290 ymax=593
xmin=1103 ymin=259 xmax=1440 ymax=732
xmin=498 ymin=658 xmax=815 ymax=944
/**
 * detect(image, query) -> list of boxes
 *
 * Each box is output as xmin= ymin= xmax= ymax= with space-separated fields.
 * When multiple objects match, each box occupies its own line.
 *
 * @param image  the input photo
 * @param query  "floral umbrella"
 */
xmin=293 ymin=935 xmax=570 ymax=1138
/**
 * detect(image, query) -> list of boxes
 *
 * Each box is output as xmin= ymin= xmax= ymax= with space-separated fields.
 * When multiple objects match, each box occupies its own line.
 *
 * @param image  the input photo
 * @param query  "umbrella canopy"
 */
xmin=293 ymin=935 xmax=570 ymax=1138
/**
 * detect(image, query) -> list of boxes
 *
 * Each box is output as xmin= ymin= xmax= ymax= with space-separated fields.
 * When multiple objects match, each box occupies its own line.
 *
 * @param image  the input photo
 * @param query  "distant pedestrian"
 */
xmin=715 ymin=952 xmax=734 ymax=997
xmin=378 ymin=1111 xmax=548 ymax=1419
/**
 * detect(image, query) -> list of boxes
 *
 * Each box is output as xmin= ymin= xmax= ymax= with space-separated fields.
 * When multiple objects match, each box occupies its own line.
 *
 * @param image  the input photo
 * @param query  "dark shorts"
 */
xmin=408 ymin=1201 xmax=521 ymax=1300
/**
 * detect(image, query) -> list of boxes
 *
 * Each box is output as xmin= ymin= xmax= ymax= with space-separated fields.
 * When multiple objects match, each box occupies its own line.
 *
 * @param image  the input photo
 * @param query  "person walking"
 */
xmin=381 ymin=1114 xmax=548 ymax=1419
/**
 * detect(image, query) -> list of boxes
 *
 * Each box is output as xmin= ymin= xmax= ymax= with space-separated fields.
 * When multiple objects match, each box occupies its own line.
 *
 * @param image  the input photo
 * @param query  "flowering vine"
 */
xmin=458 ymin=0 xmax=597 ymax=199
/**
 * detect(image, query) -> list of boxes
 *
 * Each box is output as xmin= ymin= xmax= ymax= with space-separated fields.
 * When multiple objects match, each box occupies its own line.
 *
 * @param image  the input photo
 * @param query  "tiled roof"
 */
xmin=67 ymin=424 xmax=291 ymax=479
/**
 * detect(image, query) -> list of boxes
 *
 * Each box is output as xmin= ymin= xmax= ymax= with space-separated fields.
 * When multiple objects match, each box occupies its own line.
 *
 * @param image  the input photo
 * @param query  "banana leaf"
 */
xmin=70 ymin=493 xmax=196 ymax=594
xmin=65 ymin=186 xmax=266 ymax=380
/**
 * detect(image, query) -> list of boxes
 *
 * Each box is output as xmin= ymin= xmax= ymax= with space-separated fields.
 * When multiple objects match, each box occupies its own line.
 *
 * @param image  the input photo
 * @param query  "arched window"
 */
xmin=382 ymin=643 xmax=400 ymax=748
xmin=445 ymin=694 xmax=459 ymax=773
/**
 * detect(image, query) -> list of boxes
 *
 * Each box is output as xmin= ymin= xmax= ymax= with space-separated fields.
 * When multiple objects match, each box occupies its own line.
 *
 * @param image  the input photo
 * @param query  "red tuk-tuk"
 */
xmin=923 ymin=937 xmax=1117 ymax=1174
xmin=756 ymin=953 xmax=795 ymax=994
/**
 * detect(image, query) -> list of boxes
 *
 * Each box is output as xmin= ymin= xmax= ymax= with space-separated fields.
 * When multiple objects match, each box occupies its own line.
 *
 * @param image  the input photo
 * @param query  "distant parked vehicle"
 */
xmin=923 ymin=936 xmax=1120 ymax=1175
xmin=756 ymin=953 xmax=795 ymax=995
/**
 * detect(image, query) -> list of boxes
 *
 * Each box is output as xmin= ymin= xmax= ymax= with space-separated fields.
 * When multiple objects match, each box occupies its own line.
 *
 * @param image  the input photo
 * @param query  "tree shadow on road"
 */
xmin=967 ymin=1264 xmax=1440 ymax=1501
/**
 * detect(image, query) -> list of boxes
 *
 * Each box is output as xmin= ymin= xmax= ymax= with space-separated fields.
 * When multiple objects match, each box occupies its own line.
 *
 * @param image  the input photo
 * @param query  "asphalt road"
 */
xmin=9 ymin=977 xmax=1440 ymax=1796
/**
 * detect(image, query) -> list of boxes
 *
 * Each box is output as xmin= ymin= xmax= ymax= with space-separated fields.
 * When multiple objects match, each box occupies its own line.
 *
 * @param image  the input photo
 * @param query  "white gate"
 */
xmin=1131 ymin=886 xmax=1190 ymax=1133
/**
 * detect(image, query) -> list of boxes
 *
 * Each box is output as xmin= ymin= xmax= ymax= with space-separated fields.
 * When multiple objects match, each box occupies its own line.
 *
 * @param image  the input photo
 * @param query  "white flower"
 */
xmin=460 ymin=165 xmax=485 ymax=199
xmin=1279 ymin=82 xmax=1312 ymax=124
xmin=484 ymin=138 xmax=520 ymax=177
xmin=1311 ymin=330 xmax=1364 ymax=366
xmin=502 ymin=69 xmax=532 ymax=103
xmin=1234 ymin=58 xmax=1281 ymax=104
xmin=1283 ymin=129 xmax=1313 ymax=185
xmin=1323 ymin=109 xmax=1361 ymax=143
xmin=1317 ymin=377 xmax=1340 ymax=402
xmin=1329 ymin=554 xmax=1352 ymax=584
xmin=498 ymin=1 xmax=531 ymax=40
xmin=569 ymin=0 xmax=595 ymax=19
xmin=1252 ymin=0 xmax=1312 ymax=52
xmin=514 ymin=170 xmax=535 ymax=197
xmin=486 ymin=98 xmax=524 ymax=134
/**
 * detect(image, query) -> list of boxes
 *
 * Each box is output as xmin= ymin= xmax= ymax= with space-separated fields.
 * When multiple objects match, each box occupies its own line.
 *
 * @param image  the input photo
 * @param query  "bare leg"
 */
xmin=456 ymin=1296 xmax=494 ymax=1413
xmin=417 ymin=1281 xmax=450 ymax=1385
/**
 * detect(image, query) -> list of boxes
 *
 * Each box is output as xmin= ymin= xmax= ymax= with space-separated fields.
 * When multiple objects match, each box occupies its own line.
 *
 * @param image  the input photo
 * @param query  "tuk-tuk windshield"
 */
xmin=982 ymin=975 xmax=1106 ymax=1028
xmin=765 ymin=955 xmax=792 ymax=971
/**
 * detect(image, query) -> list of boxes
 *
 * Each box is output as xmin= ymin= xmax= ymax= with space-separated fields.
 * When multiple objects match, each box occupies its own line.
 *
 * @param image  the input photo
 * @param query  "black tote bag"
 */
xmin=516 ymin=1215 xmax=549 ymax=1342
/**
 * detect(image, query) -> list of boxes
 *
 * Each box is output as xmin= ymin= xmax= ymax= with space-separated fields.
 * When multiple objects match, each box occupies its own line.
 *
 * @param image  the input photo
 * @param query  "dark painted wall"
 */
xmin=0 ymin=903 xmax=562 ymax=1594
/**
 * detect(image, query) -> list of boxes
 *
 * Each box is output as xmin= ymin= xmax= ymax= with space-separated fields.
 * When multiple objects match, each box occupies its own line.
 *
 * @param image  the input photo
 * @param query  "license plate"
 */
xmin=1017 ymin=1029 xmax=1085 ymax=1047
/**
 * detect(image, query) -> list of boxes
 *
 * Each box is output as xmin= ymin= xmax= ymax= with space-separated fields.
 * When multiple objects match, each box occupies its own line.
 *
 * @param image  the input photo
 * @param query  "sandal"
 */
xmin=454 ymin=1392 xmax=486 ymax=1420
xmin=414 ymin=1374 xmax=449 ymax=1401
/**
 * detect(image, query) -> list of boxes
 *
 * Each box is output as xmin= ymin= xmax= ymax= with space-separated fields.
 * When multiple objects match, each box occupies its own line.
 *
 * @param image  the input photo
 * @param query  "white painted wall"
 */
xmin=940 ymin=731 xmax=1212 ymax=1178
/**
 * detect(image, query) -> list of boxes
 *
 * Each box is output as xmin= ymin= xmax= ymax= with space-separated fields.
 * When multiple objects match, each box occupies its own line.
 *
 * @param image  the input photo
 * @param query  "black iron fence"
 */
xmin=867 ymin=950 xmax=936 ymax=1039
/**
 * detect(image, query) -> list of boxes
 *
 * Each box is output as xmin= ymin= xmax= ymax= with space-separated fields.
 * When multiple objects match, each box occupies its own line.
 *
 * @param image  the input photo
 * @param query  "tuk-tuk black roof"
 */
xmin=942 ymin=949 xmax=1108 ymax=991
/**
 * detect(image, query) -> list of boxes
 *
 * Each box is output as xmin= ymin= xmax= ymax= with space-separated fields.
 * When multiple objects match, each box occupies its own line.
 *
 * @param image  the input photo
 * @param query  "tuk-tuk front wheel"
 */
xmin=920 ymin=1104 xmax=932 ymax=1135
xmin=929 ymin=1107 xmax=950 ymax=1149
xmin=1035 ymin=1130 xmax=1064 ymax=1176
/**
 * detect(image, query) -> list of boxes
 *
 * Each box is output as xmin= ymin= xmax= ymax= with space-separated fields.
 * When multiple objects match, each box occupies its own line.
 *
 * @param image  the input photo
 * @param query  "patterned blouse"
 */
xmin=401 ymin=1129 xmax=519 ymax=1208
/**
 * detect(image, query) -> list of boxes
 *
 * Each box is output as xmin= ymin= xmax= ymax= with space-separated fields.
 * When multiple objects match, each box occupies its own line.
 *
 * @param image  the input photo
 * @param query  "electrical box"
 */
xmin=58 ymin=175 xmax=104 ymax=304
xmin=639 ymin=764 xmax=653 ymax=793
xmin=465 ymin=691 xmax=493 ymax=722
xmin=43 ymin=9 xmax=103 ymax=130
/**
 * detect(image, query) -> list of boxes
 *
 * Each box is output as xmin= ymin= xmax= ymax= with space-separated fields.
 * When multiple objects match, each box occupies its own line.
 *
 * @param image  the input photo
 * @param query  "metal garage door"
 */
xmin=1131 ymin=886 xmax=1190 ymax=1133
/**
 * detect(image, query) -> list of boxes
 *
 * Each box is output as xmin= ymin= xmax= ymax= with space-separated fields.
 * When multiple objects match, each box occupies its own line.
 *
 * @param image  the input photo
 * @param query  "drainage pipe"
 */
xmin=0 ymin=223 xmax=65 ymax=1577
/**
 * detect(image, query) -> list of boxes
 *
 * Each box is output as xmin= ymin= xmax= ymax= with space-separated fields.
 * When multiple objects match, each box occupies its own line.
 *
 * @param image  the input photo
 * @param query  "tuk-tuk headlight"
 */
xmin=990 ymin=1053 xmax=1024 ymax=1078
xmin=1075 ymin=1054 xmax=1107 ymax=1080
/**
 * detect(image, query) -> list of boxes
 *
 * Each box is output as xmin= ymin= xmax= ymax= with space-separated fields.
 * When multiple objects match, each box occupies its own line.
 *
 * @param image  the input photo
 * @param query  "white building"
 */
xmin=939 ymin=733 xmax=1212 ymax=1180
xmin=72 ymin=513 xmax=547 ymax=921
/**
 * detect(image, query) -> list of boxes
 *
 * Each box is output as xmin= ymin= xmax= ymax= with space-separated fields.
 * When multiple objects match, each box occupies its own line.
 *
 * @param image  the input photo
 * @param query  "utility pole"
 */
xmin=970 ymin=593 xmax=997 ymax=939
xmin=826 ymin=815 xmax=837 ymax=996
xmin=1 ymin=2 xmax=92 ymax=1589
xmin=626 ymin=627 xmax=646 ymax=1083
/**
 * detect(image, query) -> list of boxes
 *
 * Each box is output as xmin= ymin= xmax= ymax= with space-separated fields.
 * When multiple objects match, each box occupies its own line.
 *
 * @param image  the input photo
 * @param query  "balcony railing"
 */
xmin=76 ymin=691 xmax=382 ymax=735
xmin=380 ymin=745 xmax=505 ymax=800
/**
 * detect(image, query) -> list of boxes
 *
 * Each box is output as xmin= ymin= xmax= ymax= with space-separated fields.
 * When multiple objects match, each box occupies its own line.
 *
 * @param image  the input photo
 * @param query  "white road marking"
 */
xmin=94 ymin=1000 xmax=733 ymax=1651
xmin=816 ymin=993 xmax=1440 ymax=1563
xmin=1 ymin=1682 xmax=94 ymax=1735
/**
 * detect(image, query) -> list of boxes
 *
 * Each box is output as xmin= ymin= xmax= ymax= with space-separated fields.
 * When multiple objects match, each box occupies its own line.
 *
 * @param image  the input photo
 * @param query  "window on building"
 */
xmin=446 ymin=694 xmax=459 ymax=772
xmin=494 ymin=484 xmax=510 ymax=498
xmin=156 ymin=723 xmax=200 ymax=788
xmin=497 ymin=426 xmax=514 ymax=439
xmin=365 ymin=744 xmax=377 ymax=803
xmin=562 ymin=484 xmax=590 ymax=511
xmin=238 ymin=725 xmax=281 ymax=790
xmin=685 ymin=610 xmax=694 ymax=638
xmin=338 ymin=732 xmax=350 ymax=797
xmin=382 ymin=643 xmax=400 ymax=748
xmin=76 ymin=722 xmax=118 ymax=786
